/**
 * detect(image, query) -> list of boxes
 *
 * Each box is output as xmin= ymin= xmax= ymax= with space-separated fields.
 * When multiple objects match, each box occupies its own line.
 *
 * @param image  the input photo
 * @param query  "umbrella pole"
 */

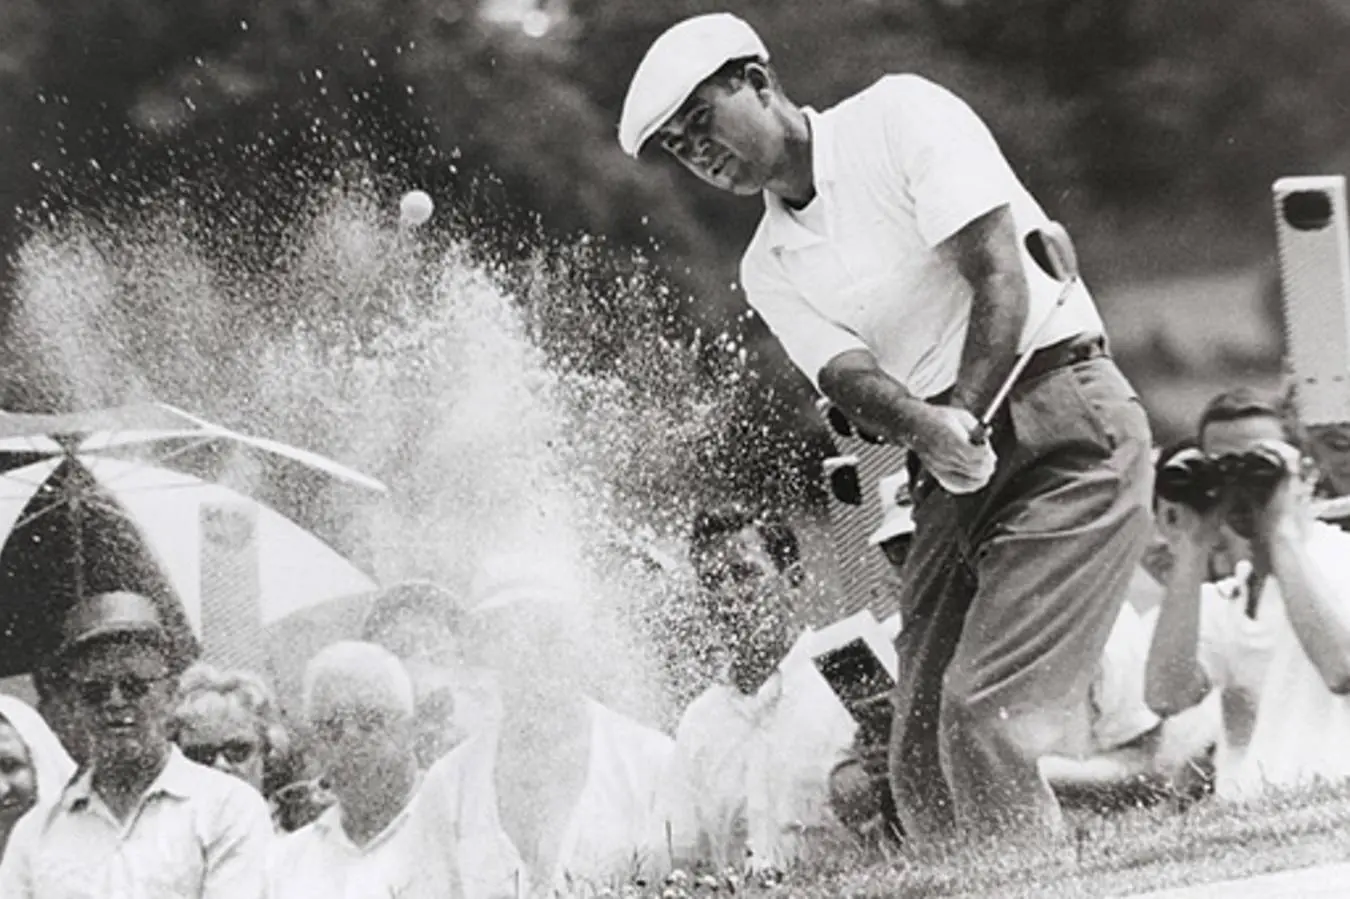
xmin=72 ymin=494 xmax=85 ymax=601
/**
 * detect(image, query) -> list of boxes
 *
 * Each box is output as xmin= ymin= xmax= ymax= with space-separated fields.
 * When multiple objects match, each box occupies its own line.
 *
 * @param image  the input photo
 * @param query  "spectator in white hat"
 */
xmin=424 ymin=549 xmax=675 ymax=898
xmin=868 ymin=471 xmax=913 ymax=637
xmin=619 ymin=13 xmax=1152 ymax=846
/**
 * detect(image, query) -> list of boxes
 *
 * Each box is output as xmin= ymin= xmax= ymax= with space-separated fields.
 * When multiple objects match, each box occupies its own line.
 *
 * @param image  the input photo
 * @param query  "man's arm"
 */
xmin=1255 ymin=440 xmax=1350 ymax=694
xmin=942 ymin=204 xmax=1031 ymax=418
xmin=816 ymin=351 xmax=937 ymax=447
xmin=1144 ymin=544 xmax=1213 ymax=717
xmin=1269 ymin=525 xmax=1350 ymax=694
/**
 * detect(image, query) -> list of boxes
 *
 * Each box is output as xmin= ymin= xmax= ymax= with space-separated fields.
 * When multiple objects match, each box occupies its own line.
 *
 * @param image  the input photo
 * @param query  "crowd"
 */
xmin=5 ymin=7 xmax=1350 ymax=896
xmin=0 ymin=381 xmax=1347 ymax=898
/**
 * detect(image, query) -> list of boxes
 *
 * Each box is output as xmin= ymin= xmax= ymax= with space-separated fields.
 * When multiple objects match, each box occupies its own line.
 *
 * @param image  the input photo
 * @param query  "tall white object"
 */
xmin=1273 ymin=175 xmax=1350 ymax=427
xmin=199 ymin=500 xmax=265 ymax=674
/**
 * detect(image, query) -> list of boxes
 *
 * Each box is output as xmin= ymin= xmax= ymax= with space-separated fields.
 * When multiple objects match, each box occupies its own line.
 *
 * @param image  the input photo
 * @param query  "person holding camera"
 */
xmin=1145 ymin=388 xmax=1350 ymax=800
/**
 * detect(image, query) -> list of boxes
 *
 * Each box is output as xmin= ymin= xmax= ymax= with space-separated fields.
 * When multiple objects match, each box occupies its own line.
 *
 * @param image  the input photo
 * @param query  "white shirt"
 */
xmin=0 ymin=746 xmax=272 ymax=899
xmin=266 ymin=778 xmax=460 ymax=899
xmin=740 ymin=74 xmax=1104 ymax=397
xmin=661 ymin=630 xmax=858 ymax=873
xmin=427 ymin=699 xmax=674 ymax=899
xmin=1087 ymin=602 xmax=1162 ymax=752
xmin=1143 ymin=560 xmax=1287 ymax=794
xmin=1222 ymin=523 xmax=1350 ymax=799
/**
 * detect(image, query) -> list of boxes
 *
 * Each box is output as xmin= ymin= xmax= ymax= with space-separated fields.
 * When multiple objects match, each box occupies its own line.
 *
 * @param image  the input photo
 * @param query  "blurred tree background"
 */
xmin=3 ymin=0 xmax=1350 ymax=507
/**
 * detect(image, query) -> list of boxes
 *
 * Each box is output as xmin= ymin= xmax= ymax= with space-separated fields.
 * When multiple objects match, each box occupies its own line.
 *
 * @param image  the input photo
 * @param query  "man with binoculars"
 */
xmin=1145 ymin=388 xmax=1350 ymax=800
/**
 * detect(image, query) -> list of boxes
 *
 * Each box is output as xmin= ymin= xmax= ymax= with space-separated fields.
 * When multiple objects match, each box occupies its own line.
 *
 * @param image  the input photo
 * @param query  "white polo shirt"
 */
xmin=740 ymin=74 xmax=1104 ymax=397
xmin=661 ymin=629 xmax=857 ymax=873
xmin=265 ymin=779 xmax=461 ymax=899
xmin=1220 ymin=523 xmax=1350 ymax=800
xmin=0 ymin=746 xmax=272 ymax=899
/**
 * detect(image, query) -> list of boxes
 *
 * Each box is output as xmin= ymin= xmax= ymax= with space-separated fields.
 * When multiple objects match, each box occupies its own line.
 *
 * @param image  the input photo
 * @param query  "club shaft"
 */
xmin=970 ymin=277 xmax=1078 ymax=443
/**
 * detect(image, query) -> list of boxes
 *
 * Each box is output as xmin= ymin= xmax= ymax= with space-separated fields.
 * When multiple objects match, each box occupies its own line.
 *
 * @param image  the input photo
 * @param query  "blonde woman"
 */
xmin=167 ymin=664 xmax=300 ymax=820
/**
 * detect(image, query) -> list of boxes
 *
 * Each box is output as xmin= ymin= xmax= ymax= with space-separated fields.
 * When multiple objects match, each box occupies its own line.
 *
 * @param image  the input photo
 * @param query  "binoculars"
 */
xmin=1155 ymin=446 xmax=1289 ymax=512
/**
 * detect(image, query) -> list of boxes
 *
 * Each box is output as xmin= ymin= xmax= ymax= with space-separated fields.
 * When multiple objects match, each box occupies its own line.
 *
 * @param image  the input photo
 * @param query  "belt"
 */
xmin=924 ymin=333 xmax=1107 ymax=408
xmin=1016 ymin=333 xmax=1107 ymax=385
xmin=906 ymin=333 xmax=1108 ymax=487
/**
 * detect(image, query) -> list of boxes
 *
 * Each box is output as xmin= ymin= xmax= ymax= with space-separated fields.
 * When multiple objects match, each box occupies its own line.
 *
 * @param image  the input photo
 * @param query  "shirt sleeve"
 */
xmin=872 ymin=74 xmax=1022 ymax=249
xmin=1089 ymin=604 xmax=1162 ymax=750
xmin=740 ymin=252 xmax=869 ymax=393
xmin=203 ymin=782 xmax=274 ymax=899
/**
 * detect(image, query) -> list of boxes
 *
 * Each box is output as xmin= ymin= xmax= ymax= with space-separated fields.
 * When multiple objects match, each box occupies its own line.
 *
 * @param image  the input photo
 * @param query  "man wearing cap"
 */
xmin=0 ymin=591 xmax=273 ymax=898
xmin=619 ymin=14 xmax=1152 ymax=844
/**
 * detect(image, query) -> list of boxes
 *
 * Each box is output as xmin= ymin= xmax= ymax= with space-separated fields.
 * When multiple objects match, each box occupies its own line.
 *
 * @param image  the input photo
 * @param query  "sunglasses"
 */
xmin=825 ymin=455 xmax=863 ymax=506
xmin=181 ymin=739 xmax=261 ymax=767
xmin=817 ymin=399 xmax=885 ymax=445
xmin=74 ymin=674 xmax=166 ymax=706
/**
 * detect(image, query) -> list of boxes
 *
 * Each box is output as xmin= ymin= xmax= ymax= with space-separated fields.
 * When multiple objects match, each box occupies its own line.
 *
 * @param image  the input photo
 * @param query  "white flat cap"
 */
xmin=617 ymin=13 xmax=769 ymax=158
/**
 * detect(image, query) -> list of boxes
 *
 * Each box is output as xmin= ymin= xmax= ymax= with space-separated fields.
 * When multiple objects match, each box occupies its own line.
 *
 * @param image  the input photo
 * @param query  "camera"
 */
xmin=1155 ymin=446 xmax=1289 ymax=512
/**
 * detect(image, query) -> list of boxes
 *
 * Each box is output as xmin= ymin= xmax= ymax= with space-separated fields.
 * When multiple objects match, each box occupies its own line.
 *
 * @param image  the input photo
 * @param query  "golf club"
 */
xmin=969 ymin=222 xmax=1080 ymax=445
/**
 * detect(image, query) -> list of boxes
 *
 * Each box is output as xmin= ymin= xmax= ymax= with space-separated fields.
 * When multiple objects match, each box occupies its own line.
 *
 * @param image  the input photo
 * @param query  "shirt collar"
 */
xmin=311 ymin=773 xmax=424 ymax=854
xmin=61 ymin=745 xmax=195 ymax=813
xmin=762 ymin=106 xmax=834 ymax=254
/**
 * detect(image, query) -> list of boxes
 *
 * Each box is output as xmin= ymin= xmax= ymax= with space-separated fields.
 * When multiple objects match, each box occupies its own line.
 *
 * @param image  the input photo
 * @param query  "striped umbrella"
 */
xmin=0 ymin=403 xmax=384 ymax=676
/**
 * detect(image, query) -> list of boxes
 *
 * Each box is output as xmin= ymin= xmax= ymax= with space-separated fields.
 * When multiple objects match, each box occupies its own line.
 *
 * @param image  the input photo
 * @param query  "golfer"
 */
xmin=619 ymin=13 xmax=1152 ymax=845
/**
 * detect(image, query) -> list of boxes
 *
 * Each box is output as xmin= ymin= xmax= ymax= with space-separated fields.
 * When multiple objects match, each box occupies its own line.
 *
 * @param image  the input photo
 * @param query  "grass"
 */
xmin=606 ymin=782 xmax=1350 ymax=899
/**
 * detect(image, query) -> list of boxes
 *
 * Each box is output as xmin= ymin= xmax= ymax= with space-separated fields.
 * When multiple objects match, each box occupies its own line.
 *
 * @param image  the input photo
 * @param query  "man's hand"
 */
xmin=912 ymin=405 xmax=997 ymax=495
xmin=1249 ymin=438 xmax=1310 ymax=545
xmin=1156 ymin=449 xmax=1229 ymax=562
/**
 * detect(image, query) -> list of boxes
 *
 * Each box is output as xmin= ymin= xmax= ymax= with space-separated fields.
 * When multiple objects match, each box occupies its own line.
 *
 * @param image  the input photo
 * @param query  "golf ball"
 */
xmin=399 ymin=189 xmax=434 ymax=227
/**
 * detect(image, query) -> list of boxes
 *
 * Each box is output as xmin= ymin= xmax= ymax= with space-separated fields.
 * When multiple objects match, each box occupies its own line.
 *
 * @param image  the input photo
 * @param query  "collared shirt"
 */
xmin=427 ymin=699 xmax=675 ymax=899
xmin=1141 ymin=557 xmax=1288 ymax=792
xmin=265 ymin=775 xmax=461 ymax=899
xmin=739 ymin=74 xmax=1104 ymax=397
xmin=1215 ymin=523 xmax=1350 ymax=800
xmin=661 ymin=630 xmax=858 ymax=873
xmin=1087 ymin=601 xmax=1163 ymax=752
xmin=0 ymin=745 xmax=272 ymax=899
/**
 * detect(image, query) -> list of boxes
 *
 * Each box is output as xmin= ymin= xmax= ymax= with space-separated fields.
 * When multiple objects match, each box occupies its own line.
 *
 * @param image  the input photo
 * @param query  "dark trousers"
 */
xmin=886 ymin=341 xmax=1153 ymax=844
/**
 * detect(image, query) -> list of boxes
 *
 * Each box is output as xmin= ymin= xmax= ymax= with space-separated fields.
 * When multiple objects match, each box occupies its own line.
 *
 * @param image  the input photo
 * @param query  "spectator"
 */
xmin=168 ymin=663 xmax=296 ymax=821
xmin=868 ymin=471 xmax=916 ymax=578
xmin=664 ymin=504 xmax=857 ymax=874
xmin=0 ymin=696 xmax=74 ymax=860
xmin=430 ymin=549 xmax=675 ymax=897
xmin=1145 ymin=387 xmax=1350 ymax=799
xmin=360 ymin=580 xmax=496 ymax=766
xmin=0 ymin=590 xmax=272 ymax=898
xmin=828 ymin=478 xmax=911 ymax=844
xmin=1039 ymin=601 xmax=1216 ymax=811
xmin=266 ymin=641 xmax=459 ymax=898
